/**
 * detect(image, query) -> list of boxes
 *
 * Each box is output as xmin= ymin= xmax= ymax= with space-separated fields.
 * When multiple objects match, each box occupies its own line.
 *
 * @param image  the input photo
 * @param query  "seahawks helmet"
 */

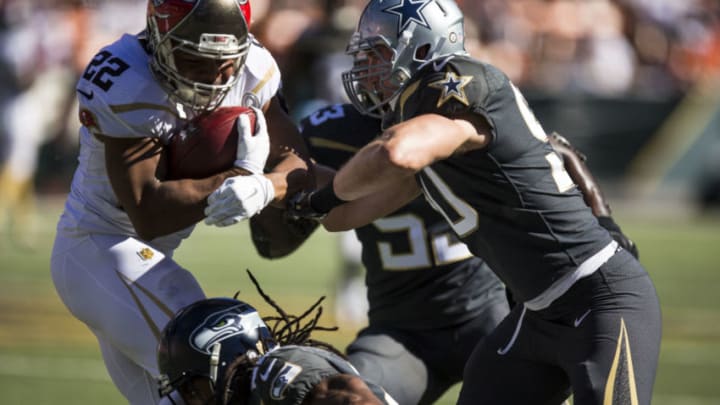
xmin=146 ymin=0 xmax=252 ymax=113
xmin=157 ymin=297 xmax=276 ymax=403
xmin=342 ymin=0 xmax=467 ymax=118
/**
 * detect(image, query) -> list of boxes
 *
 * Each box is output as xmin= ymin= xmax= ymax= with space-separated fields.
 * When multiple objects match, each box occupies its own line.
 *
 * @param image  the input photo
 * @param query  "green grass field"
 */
xmin=1 ymin=198 xmax=719 ymax=404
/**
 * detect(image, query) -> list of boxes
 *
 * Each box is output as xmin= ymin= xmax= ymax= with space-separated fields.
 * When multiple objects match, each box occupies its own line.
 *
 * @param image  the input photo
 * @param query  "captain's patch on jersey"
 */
xmin=428 ymin=71 xmax=473 ymax=108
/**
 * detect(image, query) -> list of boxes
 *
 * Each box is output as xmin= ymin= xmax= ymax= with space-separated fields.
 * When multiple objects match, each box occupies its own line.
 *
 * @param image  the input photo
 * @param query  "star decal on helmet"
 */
xmin=428 ymin=71 xmax=473 ymax=107
xmin=383 ymin=0 xmax=433 ymax=32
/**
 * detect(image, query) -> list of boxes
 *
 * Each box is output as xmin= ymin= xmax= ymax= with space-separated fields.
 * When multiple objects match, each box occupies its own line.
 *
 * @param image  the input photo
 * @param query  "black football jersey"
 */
xmin=300 ymin=104 xmax=502 ymax=329
xmin=387 ymin=55 xmax=613 ymax=303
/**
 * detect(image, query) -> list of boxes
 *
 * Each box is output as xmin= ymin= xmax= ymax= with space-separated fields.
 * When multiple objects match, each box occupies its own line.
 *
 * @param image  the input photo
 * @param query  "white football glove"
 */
xmin=204 ymin=174 xmax=275 ymax=227
xmin=234 ymin=106 xmax=270 ymax=175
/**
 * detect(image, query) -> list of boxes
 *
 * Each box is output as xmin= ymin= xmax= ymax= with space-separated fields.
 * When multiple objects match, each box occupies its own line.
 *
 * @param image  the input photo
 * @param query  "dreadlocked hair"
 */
xmin=244 ymin=270 xmax=343 ymax=356
xmin=218 ymin=270 xmax=344 ymax=405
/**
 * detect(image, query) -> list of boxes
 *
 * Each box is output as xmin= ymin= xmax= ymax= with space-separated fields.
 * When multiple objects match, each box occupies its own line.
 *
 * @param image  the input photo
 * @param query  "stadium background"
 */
xmin=0 ymin=0 xmax=718 ymax=404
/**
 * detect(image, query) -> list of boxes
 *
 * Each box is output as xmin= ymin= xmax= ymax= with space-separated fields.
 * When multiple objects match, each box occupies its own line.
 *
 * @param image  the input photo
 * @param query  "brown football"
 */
xmin=166 ymin=106 xmax=255 ymax=180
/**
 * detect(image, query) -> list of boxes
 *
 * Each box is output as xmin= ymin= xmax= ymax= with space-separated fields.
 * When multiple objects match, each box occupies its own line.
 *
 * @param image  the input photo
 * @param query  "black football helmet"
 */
xmin=146 ymin=0 xmax=252 ymax=112
xmin=157 ymin=297 xmax=276 ymax=403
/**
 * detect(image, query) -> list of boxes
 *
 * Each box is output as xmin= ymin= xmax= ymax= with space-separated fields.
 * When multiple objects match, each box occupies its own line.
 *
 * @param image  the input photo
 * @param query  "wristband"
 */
xmin=309 ymin=182 xmax=348 ymax=214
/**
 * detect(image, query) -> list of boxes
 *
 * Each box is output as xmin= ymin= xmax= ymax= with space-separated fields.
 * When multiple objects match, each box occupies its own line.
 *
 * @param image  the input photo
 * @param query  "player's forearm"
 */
xmin=334 ymin=140 xmax=416 ymax=201
xmin=265 ymin=152 xmax=311 ymax=204
xmin=333 ymin=114 xmax=478 ymax=201
xmin=128 ymin=168 xmax=246 ymax=240
xmin=323 ymin=178 xmax=420 ymax=232
xmin=550 ymin=133 xmax=612 ymax=217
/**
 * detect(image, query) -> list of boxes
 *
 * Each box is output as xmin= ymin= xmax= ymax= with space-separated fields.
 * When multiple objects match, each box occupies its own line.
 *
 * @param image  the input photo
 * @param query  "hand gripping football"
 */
xmin=166 ymin=106 xmax=256 ymax=179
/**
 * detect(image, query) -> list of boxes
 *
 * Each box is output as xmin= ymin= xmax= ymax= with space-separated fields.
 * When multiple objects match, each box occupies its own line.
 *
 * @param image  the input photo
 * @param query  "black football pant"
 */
xmin=458 ymin=248 xmax=662 ymax=405
xmin=347 ymin=288 xmax=509 ymax=405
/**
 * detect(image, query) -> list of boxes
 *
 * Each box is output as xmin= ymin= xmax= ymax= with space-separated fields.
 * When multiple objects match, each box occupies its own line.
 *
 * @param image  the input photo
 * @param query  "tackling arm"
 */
xmin=549 ymin=132 xmax=639 ymax=258
xmin=334 ymin=113 xmax=484 ymax=201
xmin=549 ymin=132 xmax=610 ymax=217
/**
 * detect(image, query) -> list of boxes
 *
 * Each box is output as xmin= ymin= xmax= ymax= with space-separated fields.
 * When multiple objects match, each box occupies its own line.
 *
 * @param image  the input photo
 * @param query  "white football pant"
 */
xmin=51 ymin=231 xmax=205 ymax=404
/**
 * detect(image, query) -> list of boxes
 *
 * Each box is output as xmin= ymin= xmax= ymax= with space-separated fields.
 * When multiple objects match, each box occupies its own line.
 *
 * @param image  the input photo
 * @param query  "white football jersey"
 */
xmin=57 ymin=33 xmax=281 ymax=253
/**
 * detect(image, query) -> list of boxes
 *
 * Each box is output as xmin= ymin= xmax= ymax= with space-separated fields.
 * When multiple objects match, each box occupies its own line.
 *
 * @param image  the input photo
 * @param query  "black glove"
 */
xmin=597 ymin=216 xmax=639 ymax=259
xmin=286 ymin=190 xmax=327 ymax=221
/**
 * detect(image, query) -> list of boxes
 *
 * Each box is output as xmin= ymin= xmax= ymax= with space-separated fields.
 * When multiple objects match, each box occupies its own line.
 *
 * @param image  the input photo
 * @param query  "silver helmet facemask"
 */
xmin=147 ymin=0 xmax=250 ymax=113
xmin=342 ymin=0 xmax=467 ymax=118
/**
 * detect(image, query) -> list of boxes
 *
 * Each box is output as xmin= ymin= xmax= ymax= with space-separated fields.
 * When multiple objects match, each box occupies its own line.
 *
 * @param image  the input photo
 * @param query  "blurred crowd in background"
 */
xmin=0 ymin=0 xmax=718 ymax=246
xmin=247 ymin=0 xmax=720 ymax=111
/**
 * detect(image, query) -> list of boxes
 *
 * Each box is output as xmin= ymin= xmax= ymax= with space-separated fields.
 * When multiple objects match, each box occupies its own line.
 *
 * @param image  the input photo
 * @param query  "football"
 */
xmin=166 ymin=106 xmax=256 ymax=179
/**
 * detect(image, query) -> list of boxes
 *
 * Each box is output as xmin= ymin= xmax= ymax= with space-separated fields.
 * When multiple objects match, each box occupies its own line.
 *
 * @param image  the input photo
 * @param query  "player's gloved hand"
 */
xmin=597 ymin=216 xmax=639 ymax=259
xmin=549 ymin=131 xmax=587 ymax=162
xmin=205 ymin=174 xmax=275 ymax=227
xmin=234 ymin=106 xmax=270 ymax=175
xmin=286 ymin=190 xmax=327 ymax=221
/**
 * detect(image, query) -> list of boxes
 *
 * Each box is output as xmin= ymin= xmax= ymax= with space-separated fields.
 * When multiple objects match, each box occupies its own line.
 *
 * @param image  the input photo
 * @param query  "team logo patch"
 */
xmin=136 ymin=248 xmax=155 ymax=261
xmin=428 ymin=71 xmax=473 ymax=108
xmin=270 ymin=362 xmax=302 ymax=400
xmin=242 ymin=92 xmax=261 ymax=109
xmin=383 ymin=0 xmax=432 ymax=32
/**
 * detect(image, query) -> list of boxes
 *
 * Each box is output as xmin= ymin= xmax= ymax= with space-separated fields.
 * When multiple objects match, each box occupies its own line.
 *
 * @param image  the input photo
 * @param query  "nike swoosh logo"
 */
xmin=77 ymin=88 xmax=94 ymax=99
xmin=574 ymin=309 xmax=592 ymax=327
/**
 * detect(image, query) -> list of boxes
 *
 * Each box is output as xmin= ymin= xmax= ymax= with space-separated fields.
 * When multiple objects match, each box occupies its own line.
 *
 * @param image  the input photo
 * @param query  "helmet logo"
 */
xmin=270 ymin=363 xmax=302 ymax=400
xmin=189 ymin=305 xmax=258 ymax=354
xmin=383 ymin=0 xmax=432 ymax=32
xmin=428 ymin=71 xmax=473 ymax=107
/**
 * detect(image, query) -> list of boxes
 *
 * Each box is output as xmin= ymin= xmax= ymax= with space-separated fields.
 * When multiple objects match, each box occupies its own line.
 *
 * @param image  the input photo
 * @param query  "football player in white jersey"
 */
xmin=50 ymin=1 xmax=309 ymax=404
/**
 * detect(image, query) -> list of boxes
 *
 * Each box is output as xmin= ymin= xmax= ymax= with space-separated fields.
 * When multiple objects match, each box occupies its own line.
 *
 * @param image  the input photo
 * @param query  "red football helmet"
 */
xmin=147 ymin=0 xmax=252 ymax=113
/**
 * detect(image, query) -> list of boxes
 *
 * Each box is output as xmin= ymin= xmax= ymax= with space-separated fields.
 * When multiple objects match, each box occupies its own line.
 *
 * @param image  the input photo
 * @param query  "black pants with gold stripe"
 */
xmin=458 ymin=249 xmax=661 ymax=405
